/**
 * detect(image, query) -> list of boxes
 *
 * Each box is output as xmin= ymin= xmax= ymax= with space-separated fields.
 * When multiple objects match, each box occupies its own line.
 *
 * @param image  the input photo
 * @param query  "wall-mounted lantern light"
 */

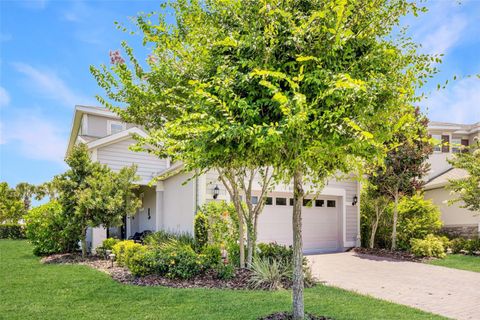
xmin=352 ymin=195 xmax=358 ymax=206
xmin=213 ymin=185 xmax=220 ymax=199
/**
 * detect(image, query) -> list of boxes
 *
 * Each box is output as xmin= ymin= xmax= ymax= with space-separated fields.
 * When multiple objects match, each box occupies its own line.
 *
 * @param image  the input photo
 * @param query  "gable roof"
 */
xmin=86 ymin=127 xmax=148 ymax=150
xmin=66 ymin=105 xmax=121 ymax=157
xmin=428 ymin=121 xmax=480 ymax=134
xmin=424 ymin=167 xmax=469 ymax=190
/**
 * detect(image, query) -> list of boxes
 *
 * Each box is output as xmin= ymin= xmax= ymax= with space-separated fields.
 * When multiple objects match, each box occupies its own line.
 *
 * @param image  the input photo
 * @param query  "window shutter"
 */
xmin=441 ymin=135 xmax=450 ymax=153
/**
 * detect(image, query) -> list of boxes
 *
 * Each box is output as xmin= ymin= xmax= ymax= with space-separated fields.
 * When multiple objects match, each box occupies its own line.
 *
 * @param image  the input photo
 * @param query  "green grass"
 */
xmin=427 ymin=254 xmax=480 ymax=273
xmin=0 ymin=241 xmax=445 ymax=320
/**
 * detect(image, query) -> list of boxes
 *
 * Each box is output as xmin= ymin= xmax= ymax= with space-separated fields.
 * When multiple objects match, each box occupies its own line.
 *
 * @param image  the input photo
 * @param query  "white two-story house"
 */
xmin=425 ymin=121 xmax=480 ymax=237
xmin=66 ymin=105 xmax=361 ymax=252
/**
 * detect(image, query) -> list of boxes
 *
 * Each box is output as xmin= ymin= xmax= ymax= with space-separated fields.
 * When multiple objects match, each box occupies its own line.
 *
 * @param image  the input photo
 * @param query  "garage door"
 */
xmin=256 ymin=193 xmax=341 ymax=251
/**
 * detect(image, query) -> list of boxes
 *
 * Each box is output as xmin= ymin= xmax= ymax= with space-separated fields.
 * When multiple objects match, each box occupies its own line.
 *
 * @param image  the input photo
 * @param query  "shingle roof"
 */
xmin=424 ymin=168 xmax=469 ymax=190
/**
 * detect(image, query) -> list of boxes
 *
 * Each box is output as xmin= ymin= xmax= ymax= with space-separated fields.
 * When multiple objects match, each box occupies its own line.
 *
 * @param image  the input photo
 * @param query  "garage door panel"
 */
xmin=257 ymin=194 xmax=340 ymax=251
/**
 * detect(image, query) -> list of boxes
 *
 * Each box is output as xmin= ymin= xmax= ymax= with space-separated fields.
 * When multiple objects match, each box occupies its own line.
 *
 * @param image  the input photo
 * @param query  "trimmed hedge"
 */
xmin=0 ymin=224 xmax=25 ymax=239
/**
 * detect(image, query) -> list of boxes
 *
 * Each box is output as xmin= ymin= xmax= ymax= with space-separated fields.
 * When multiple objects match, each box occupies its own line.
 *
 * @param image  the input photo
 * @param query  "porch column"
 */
xmin=91 ymin=226 xmax=107 ymax=252
xmin=156 ymin=181 xmax=164 ymax=231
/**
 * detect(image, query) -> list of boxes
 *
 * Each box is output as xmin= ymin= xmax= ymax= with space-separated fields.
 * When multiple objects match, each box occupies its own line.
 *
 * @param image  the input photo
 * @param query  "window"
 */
xmin=265 ymin=197 xmax=273 ymax=205
xmin=432 ymin=134 xmax=442 ymax=152
xmin=108 ymin=120 xmax=125 ymax=135
xmin=327 ymin=200 xmax=336 ymax=208
xmin=303 ymin=199 xmax=313 ymax=207
xmin=289 ymin=198 xmax=294 ymax=206
xmin=251 ymin=196 xmax=258 ymax=205
xmin=452 ymin=138 xmax=461 ymax=153
xmin=315 ymin=199 xmax=325 ymax=207
xmin=441 ymin=135 xmax=450 ymax=153
xmin=275 ymin=197 xmax=287 ymax=206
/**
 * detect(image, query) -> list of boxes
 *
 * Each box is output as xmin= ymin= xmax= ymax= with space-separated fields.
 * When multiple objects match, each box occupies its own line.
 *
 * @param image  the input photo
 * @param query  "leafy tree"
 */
xmin=447 ymin=142 xmax=480 ymax=212
xmin=91 ymin=1 xmax=437 ymax=317
xmin=15 ymin=182 xmax=37 ymax=212
xmin=360 ymin=184 xmax=390 ymax=249
xmin=57 ymin=144 xmax=140 ymax=256
xmin=0 ymin=182 xmax=24 ymax=223
xmin=369 ymin=109 xmax=433 ymax=250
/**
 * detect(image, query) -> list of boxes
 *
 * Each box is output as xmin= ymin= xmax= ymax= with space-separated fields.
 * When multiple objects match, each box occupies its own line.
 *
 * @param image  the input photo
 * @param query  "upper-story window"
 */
xmin=107 ymin=120 xmax=126 ymax=135
xmin=432 ymin=134 xmax=450 ymax=153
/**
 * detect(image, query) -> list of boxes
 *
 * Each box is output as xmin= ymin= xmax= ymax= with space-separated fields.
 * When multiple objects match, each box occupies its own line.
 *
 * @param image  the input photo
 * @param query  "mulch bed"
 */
xmin=258 ymin=312 xmax=332 ymax=320
xmin=41 ymin=253 xmax=254 ymax=289
xmin=353 ymin=247 xmax=429 ymax=262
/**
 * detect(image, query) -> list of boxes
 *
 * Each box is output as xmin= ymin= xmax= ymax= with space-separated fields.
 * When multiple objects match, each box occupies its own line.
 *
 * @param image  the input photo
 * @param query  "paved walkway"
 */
xmin=308 ymin=252 xmax=480 ymax=320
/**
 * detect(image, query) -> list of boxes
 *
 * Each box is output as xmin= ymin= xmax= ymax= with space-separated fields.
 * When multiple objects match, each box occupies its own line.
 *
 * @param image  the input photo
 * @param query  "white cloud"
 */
xmin=421 ymin=15 xmax=467 ymax=55
xmin=405 ymin=2 xmax=470 ymax=56
xmin=0 ymin=87 xmax=10 ymax=107
xmin=424 ymin=77 xmax=480 ymax=124
xmin=2 ymin=114 xmax=66 ymax=163
xmin=12 ymin=62 xmax=94 ymax=107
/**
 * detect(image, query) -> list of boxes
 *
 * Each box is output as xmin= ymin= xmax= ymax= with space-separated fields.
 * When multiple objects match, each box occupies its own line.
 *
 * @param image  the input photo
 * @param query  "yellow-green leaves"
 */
xmin=344 ymin=118 xmax=374 ymax=140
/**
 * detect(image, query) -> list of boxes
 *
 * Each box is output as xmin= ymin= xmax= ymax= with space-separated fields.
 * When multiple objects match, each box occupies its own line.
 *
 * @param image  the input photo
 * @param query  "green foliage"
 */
xmin=0 ymin=182 xmax=25 ymax=223
xmin=112 ymin=240 xmax=146 ymax=267
xmin=157 ymin=240 xmax=203 ymax=279
xmin=360 ymin=184 xmax=391 ymax=248
xmin=25 ymin=201 xmax=78 ymax=255
xmin=102 ymin=238 xmax=120 ymax=250
xmin=0 ymin=224 xmax=25 ymax=239
xmin=194 ymin=212 xmax=209 ymax=249
xmin=396 ymin=195 xmax=442 ymax=250
xmin=450 ymin=238 xmax=466 ymax=254
xmin=410 ymin=235 xmax=446 ymax=258
xmin=200 ymin=244 xmax=222 ymax=269
xmin=447 ymin=142 xmax=480 ymax=212
xmin=249 ymin=257 xmax=287 ymax=290
xmin=215 ymin=263 xmax=235 ymax=280
xmin=56 ymin=144 xmax=141 ymax=256
xmin=257 ymin=242 xmax=294 ymax=265
xmin=143 ymin=230 xmax=195 ymax=248
xmin=446 ymin=237 xmax=480 ymax=255
xmin=196 ymin=201 xmax=238 ymax=246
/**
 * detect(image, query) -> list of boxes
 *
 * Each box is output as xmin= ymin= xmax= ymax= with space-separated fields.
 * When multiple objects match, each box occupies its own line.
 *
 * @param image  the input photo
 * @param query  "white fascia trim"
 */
xmin=86 ymin=127 xmax=148 ymax=150
xmin=76 ymin=105 xmax=121 ymax=119
xmin=90 ymin=148 xmax=98 ymax=161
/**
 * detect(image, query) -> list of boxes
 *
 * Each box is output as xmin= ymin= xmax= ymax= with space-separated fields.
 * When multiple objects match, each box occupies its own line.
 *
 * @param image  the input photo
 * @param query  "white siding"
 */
xmin=97 ymin=138 xmax=168 ymax=184
xmin=163 ymin=172 xmax=196 ymax=234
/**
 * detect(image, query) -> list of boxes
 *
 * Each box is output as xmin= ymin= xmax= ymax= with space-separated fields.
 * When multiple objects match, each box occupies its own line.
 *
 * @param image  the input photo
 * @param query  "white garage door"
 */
xmin=256 ymin=193 xmax=341 ymax=252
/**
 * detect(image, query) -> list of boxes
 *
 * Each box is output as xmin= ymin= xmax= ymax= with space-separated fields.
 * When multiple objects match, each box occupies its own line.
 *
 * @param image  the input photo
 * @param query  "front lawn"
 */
xmin=0 ymin=240 xmax=445 ymax=320
xmin=427 ymin=254 xmax=480 ymax=273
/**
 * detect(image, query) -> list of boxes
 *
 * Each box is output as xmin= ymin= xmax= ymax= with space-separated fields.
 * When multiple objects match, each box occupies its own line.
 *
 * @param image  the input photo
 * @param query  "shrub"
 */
xmin=0 ymin=224 xmax=25 ymax=239
xmin=159 ymin=240 xmax=202 ymax=279
xmin=128 ymin=249 xmax=166 ymax=276
xmin=410 ymin=234 xmax=446 ymax=258
xmin=194 ymin=212 xmax=209 ymax=249
xmin=257 ymin=242 xmax=293 ymax=264
xmin=143 ymin=230 xmax=195 ymax=248
xmin=24 ymin=201 xmax=79 ymax=255
xmin=249 ymin=257 xmax=287 ymax=290
xmin=112 ymin=240 xmax=146 ymax=267
xmin=102 ymin=238 xmax=120 ymax=250
xmin=450 ymin=238 xmax=466 ymax=254
xmin=215 ymin=263 xmax=235 ymax=280
xmin=464 ymin=238 xmax=480 ymax=255
xmin=201 ymin=244 xmax=222 ymax=269
xmin=397 ymin=195 xmax=442 ymax=250
xmin=196 ymin=201 xmax=239 ymax=246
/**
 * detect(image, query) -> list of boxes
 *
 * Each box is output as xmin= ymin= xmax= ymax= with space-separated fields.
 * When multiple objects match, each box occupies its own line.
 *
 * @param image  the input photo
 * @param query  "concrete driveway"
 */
xmin=308 ymin=252 xmax=480 ymax=320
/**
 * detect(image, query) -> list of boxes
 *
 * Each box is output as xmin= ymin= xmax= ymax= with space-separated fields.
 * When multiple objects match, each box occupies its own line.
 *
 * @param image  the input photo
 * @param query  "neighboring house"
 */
xmin=424 ymin=121 xmax=480 ymax=238
xmin=66 ymin=105 xmax=361 ymax=253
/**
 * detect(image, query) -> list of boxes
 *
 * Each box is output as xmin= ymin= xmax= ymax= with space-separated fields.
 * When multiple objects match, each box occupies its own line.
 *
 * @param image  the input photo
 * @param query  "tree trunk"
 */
xmin=369 ymin=206 xmax=380 ymax=249
xmin=292 ymin=169 xmax=305 ymax=320
xmin=391 ymin=192 xmax=399 ymax=250
xmin=232 ymin=194 xmax=246 ymax=268
xmin=81 ymin=226 xmax=88 ymax=258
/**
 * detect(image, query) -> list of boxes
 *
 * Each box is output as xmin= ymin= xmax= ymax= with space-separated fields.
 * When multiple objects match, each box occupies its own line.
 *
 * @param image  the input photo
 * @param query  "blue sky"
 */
xmin=0 ymin=0 xmax=479 ymax=187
